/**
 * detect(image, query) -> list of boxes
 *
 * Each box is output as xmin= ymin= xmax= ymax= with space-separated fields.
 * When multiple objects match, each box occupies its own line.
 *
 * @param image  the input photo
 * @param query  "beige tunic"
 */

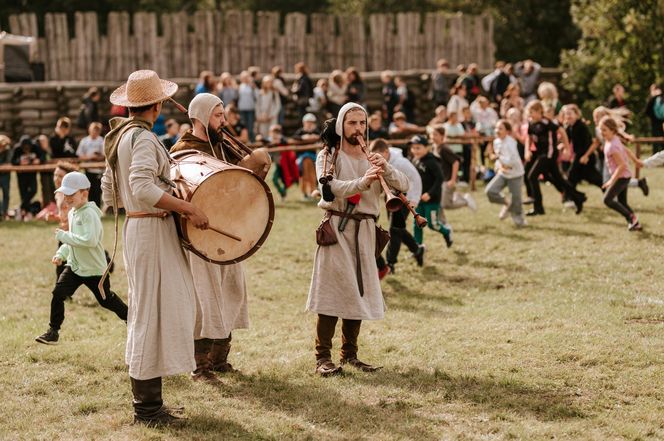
xmin=306 ymin=149 xmax=409 ymax=320
xmin=101 ymin=128 xmax=196 ymax=380
xmin=188 ymin=254 xmax=249 ymax=339
xmin=170 ymin=133 xmax=250 ymax=340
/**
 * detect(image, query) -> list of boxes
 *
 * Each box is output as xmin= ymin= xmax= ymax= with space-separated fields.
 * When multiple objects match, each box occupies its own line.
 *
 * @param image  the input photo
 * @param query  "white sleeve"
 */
xmin=643 ymin=150 xmax=664 ymax=168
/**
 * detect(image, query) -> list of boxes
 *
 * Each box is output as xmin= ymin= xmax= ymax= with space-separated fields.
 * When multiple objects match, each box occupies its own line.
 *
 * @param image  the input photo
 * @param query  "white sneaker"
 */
xmin=563 ymin=200 xmax=575 ymax=209
xmin=464 ymin=193 xmax=477 ymax=212
xmin=499 ymin=195 xmax=511 ymax=220
xmin=512 ymin=214 xmax=527 ymax=227
xmin=499 ymin=204 xmax=509 ymax=220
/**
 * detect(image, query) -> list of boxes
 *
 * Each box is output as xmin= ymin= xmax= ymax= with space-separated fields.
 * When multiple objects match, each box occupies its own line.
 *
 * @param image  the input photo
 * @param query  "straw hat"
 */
xmin=110 ymin=70 xmax=178 ymax=107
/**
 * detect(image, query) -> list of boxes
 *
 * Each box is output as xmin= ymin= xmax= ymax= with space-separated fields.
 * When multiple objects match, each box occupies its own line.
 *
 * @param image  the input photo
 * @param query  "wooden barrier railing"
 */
xmin=1 ymin=137 xmax=663 ymax=193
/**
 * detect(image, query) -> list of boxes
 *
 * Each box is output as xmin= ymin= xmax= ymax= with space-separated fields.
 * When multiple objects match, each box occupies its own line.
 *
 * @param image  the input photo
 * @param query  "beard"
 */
xmin=344 ymin=133 xmax=363 ymax=145
xmin=207 ymin=126 xmax=223 ymax=145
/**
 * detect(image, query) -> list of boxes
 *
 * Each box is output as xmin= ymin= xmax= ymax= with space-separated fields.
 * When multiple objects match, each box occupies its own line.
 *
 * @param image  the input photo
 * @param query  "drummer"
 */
xmin=170 ymin=93 xmax=249 ymax=382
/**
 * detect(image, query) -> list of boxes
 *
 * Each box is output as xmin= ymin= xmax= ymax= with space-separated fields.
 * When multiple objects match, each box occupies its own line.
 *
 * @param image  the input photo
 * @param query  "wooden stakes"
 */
xmin=7 ymin=10 xmax=495 ymax=80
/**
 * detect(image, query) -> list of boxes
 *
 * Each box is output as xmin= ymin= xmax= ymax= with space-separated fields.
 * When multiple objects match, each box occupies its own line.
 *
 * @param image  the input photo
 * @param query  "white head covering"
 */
xmin=188 ymin=93 xmax=223 ymax=129
xmin=335 ymin=102 xmax=368 ymax=137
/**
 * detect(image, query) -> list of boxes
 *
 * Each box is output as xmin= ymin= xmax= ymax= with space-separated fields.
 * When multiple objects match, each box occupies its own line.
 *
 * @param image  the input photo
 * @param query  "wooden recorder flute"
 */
xmin=357 ymin=136 xmax=428 ymax=227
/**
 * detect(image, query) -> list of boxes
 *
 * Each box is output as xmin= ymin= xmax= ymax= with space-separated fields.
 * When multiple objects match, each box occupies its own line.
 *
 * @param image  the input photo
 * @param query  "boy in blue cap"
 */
xmin=36 ymin=171 xmax=127 ymax=344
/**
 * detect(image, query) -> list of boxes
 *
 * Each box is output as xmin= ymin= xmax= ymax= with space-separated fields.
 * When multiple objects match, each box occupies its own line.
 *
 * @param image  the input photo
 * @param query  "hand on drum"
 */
xmin=186 ymin=203 xmax=209 ymax=230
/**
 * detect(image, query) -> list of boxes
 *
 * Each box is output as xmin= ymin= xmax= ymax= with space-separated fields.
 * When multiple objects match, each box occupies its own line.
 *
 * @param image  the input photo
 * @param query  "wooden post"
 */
xmin=470 ymin=139 xmax=478 ymax=192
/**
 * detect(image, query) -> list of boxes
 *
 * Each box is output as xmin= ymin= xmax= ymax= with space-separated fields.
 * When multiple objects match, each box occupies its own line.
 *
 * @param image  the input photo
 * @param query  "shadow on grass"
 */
xmin=457 ymin=226 xmax=531 ymax=242
xmin=223 ymin=372 xmax=438 ymax=440
xmin=526 ymin=224 xmax=596 ymax=238
xmin=385 ymin=278 xmax=463 ymax=312
xmin=634 ymin=230 xmax=664 ymax=241
xmin=182 ymin=414 xmax=274 ymax=440
xmin=355 ymin=367 xmax=586 ymax=421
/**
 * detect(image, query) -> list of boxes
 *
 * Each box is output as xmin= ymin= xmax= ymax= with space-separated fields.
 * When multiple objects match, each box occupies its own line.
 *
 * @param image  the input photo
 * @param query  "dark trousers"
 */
xmin=652 ymin=120 xmax=664 ymax=153
xmin=49 ymin=266 xmax=128 ymax=330
xmin=568 ymin=156 xmax=603 ymax=190
xmin=603 ymin=177 xmax=633 ymax=222
xmin=40 ymin=172 xmax=55 ymax=206
xmin=315 ymin=314 xmax=361 ymax=361
xmin=0 ymin=173 xmax=9 ymax=216
xmin=386 ymin=206 xmax=419 ymax=264
xmin=528 ymin=156 xmax=584 ymax=212
xmin=86 ymin=172 xmax=102 ymax=207
xmin=461 ymin=144 xmax=471 ymax=182
xmin=17 ymin=172 xmax=37 ymax=212
xmin=523 ymin=159 xmax=534 ymax=198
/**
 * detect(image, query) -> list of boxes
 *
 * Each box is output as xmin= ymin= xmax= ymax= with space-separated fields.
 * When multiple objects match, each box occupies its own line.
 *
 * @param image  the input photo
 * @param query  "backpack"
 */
xmin=654 ymin=95 xmax=664 ymax=120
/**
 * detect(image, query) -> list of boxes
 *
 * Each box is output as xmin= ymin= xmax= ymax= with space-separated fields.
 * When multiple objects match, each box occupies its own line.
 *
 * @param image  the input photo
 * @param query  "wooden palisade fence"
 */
xmin=4 ymin=10 xmax=495 ymax=81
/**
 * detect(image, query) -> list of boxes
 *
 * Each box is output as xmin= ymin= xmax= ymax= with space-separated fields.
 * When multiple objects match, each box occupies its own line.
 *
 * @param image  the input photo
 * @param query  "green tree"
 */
xmin=560 ymin=0 xmax=664 ymax=133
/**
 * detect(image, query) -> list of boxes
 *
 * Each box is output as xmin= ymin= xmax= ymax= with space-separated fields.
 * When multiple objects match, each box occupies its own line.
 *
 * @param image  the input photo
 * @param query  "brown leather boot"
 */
xmin=131 ymin=377 xmax=186 ymax=427
xmin=208 ymin=335 xmax=236 ymax=373
xmin=316 ymin=358 xmax=343 ymax=376
xmin=339 ymin=319 xmax=382 ymax=372
xmin=315 ymin=315 xmax=343 ymax=376
xmin=192 ymin=338 xmax=218 ymax=382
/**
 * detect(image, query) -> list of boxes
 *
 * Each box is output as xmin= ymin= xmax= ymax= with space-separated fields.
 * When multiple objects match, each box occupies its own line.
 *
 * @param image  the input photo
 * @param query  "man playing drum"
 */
xmin=170 ymin=93 xmax=250 ymax=382
xmin=307 ymin=103 xmax=409 ymax=376
xmin=101 ymin=70 xmax=209 ymax=426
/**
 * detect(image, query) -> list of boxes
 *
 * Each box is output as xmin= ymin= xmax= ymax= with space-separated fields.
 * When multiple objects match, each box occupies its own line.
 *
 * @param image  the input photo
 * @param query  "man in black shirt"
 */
xmin=381 ymin=71 xmax=399 ymax=126
xmin=49 ymin=117 xmax=78 ymax=159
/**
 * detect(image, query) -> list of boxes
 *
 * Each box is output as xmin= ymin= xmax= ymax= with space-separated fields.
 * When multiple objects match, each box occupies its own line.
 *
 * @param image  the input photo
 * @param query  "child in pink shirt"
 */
xmin=599 ymin=116 xmax=641 ymax=231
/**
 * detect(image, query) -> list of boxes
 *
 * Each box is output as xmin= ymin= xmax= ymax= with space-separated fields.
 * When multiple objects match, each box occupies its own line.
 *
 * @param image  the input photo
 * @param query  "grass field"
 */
xmin=2 ymin=169 xmax=664 ymax=441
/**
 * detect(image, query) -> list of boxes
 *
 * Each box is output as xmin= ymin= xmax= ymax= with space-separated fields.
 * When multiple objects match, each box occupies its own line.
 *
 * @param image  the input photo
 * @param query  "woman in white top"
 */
xmin=327 ymin=70 xmax=347 ymax=115
xmin=447 ymin=84 xmax=469 ymax=122
xmin=255 ymin=75 xmax=281 ymax=139
xmin=485 ymin=119 xmax=526 ymax=226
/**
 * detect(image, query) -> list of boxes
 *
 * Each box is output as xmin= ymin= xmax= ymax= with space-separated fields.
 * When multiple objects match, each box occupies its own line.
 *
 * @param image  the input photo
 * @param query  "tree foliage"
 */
xmin=560 ymin=0 xmax=664 ymax=132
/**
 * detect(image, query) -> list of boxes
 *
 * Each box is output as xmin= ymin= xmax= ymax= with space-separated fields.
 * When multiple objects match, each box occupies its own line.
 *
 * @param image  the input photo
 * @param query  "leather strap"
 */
xmin=126 ymin=211 xmax=170 ymax=219
xmin=326 ymin=210 xmax=376 ymax=297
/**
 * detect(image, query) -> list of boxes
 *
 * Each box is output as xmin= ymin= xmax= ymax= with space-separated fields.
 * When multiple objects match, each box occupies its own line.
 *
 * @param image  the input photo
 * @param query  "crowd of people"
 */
xmin=1 ymin=59 xmax=663 ymax=234
xmin=8 ymin=60 xmax=663 ymax=427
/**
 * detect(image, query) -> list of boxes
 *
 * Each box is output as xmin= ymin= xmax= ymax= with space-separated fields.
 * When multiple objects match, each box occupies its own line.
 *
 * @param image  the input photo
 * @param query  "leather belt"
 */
xmin=327 ymin=210 xmax=376 ymax=297
xmin=126 ymin=211 xmax=170 ymax=219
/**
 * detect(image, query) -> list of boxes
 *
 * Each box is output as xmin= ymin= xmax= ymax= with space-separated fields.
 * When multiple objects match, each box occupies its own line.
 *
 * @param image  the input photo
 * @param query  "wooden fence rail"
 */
xmin=4 ymin=10 xmax=495 ymax=81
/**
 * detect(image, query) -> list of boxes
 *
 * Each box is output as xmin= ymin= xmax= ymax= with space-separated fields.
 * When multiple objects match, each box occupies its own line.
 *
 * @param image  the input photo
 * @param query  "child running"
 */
xmin=409 ymin=134 xmax=453 ymax=248
xmin=524 ymin=100 xmax=585 ymax=216
xmin=485 ymin=120 xmax=526 ymax=226
xmin=429 ymin=124 xmax=477 ymax=215
xmin=599 ymin=117 xmax=642 ymax=231
xmin=36 ymin=172 xmax=128 ymax=344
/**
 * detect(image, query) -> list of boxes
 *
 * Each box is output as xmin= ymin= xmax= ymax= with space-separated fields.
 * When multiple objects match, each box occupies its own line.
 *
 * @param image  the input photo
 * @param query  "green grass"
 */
xmin=2 ymin=169 xmax=664 ymax=440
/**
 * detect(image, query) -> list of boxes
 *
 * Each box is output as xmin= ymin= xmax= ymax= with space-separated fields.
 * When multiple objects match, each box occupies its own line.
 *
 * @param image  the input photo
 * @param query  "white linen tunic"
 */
xmin=102 ymin=128 xmax=196 ymax=380
xmin=306 ymin=148 xmax=409 ymax=320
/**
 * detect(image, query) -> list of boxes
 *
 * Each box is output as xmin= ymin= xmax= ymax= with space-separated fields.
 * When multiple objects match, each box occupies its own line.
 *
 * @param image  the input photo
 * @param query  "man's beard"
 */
xmin=344 ymin=133 xmax=363 ymax=145
xmin=207 ymin=126 xmax=223 ymax=145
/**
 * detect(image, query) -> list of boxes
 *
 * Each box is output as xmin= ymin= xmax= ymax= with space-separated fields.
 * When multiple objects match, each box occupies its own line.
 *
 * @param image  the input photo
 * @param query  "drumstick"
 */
xmin=208 ymin=224 xmax=242 ymax=242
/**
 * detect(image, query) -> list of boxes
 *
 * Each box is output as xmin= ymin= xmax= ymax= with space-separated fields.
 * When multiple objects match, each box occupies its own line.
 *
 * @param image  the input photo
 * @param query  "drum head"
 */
xmin=186 ymin=169 xmax=274 ymax=264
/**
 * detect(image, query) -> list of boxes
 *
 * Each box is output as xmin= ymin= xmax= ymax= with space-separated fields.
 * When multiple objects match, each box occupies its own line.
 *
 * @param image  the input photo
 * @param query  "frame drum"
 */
xmin=170 ymin=150 xmax=275 ymax=264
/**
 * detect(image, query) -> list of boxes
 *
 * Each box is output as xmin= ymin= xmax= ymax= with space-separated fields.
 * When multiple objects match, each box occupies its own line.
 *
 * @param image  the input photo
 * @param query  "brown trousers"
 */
xmin=315 ymin=314 xmax=361 ymax=361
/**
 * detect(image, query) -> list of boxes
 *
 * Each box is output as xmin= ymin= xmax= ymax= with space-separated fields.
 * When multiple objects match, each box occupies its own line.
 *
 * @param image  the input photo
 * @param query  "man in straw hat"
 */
xmin=101 ymin=70 xmax=209 ymax=427
xmin=307 ymin=102 xmax=409 ymax=376
xmin=170 ymin=93 xmax=250 ymax=382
